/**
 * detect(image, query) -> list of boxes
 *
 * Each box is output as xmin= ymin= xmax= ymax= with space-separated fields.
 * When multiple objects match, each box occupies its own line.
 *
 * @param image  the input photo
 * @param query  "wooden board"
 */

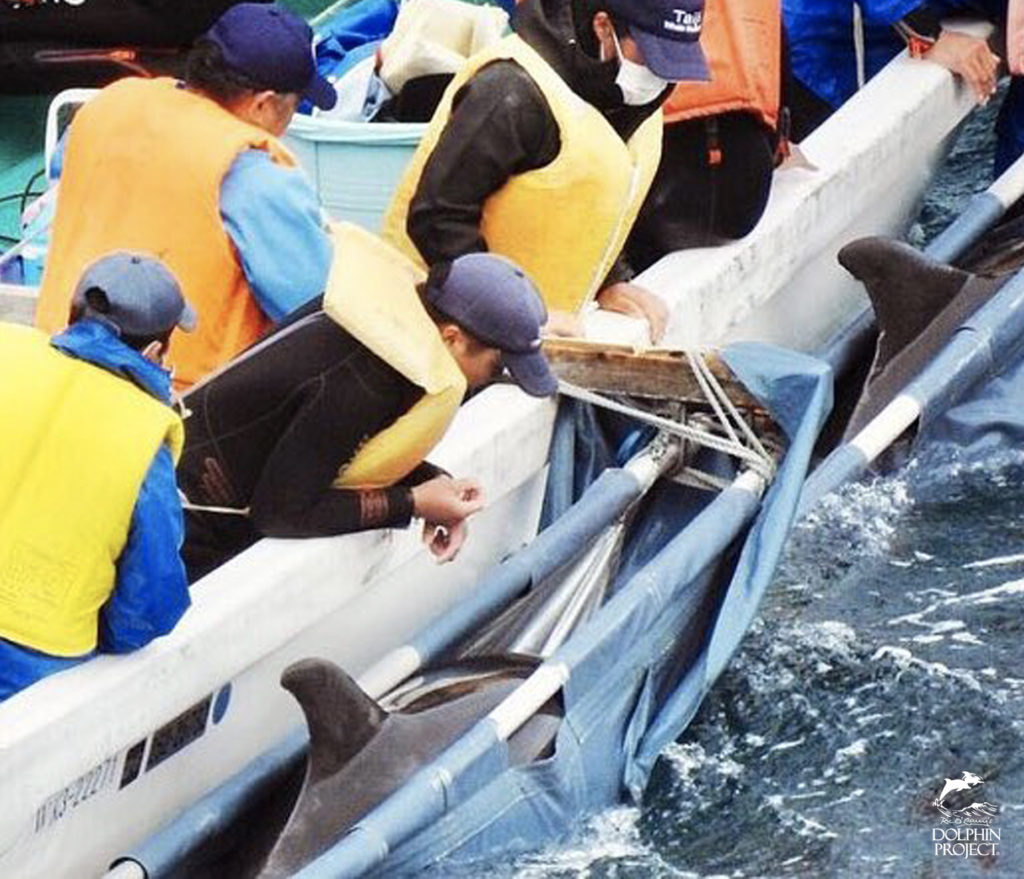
xmin=542 ymin=338 xmax=763 ymax=411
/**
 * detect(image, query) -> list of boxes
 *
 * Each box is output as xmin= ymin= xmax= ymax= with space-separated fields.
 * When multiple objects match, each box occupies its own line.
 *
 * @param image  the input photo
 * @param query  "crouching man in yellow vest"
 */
xmin=0 ymin=253 xmax=196 ymax=702
xmin=178 ymin=224 xmax=559 ymax=581
xmin=382 ymin=0 xmax=709 ymax=345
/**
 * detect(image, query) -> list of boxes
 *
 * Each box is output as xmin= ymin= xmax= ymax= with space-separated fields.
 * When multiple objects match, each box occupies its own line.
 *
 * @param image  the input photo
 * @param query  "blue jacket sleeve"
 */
xmin=99 ymin=445 xmax=190 ymax=654
xmin=220 ymin=149 xmax=334 ymax=322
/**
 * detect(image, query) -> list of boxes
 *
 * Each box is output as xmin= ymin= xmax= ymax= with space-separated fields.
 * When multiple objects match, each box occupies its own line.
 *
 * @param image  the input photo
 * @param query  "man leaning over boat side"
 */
xmin=381 ymin=0 xmax=710 ymax=345
xmin=33 ymin=2 xmax=337 ymax=392
xmin=784 ymin=0 xmax=1006 ymax=150
xmin=0 ymin=252 xmax=195 ymax=703
xmin=177 ymin=226 xmax=559 ymax=582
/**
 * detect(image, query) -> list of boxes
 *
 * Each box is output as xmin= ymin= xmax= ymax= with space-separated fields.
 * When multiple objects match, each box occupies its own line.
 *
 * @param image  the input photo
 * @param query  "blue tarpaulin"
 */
xmin=924 ymin=351 xmax=1024 ymax=452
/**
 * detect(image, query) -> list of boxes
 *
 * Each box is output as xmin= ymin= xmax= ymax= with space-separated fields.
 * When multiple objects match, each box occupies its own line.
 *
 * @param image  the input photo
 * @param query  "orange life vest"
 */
xmin=662 ymin=0 xmax=780 ymax=130
xmin=35 ymin=77 xmax=297 ymax=390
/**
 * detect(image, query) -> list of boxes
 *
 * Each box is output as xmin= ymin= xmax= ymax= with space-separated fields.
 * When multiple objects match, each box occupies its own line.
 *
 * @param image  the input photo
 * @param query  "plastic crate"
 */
xmin=284 ymin=115 xmax=425 ymax=233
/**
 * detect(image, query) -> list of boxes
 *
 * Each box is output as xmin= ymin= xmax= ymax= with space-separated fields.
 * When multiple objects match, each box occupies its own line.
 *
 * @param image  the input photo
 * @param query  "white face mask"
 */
xmin=601 ymin=28 xmax=669 ymax=106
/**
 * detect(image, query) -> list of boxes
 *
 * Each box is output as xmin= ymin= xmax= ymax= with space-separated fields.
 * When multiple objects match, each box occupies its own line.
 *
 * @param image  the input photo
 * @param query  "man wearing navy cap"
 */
xmin=178 ymin=229 xmax=558 ymax=582
xmin=0 ymin=252 xmax=196 ymax=701
xmin=383 ymin=0 xmax=707 ymax=345
xmin=36 ymin=3 xmax=338 ymax=391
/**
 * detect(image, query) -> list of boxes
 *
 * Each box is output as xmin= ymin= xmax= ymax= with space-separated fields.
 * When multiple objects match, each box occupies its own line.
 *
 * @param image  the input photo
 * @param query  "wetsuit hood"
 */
xmin=514 ymin=0 xmax=666 ymax=136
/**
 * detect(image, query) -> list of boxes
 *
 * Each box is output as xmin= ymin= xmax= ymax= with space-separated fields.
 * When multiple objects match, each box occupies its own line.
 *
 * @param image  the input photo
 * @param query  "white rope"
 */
xmin=557 ymin=346 xmax=777 ymax=481
xmin=685 ymin=349 xmax=741 ymax=447
xmin=557 ymin=379 xmax=776 ymax=482
xmin=686 ymin=349 xmax=775 ymax=466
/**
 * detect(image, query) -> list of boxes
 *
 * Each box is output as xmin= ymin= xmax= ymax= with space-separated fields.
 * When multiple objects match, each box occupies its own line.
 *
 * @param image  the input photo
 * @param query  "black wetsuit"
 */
xmin=405 ymin=0 xmax=665 ymax=289
xmin=624 ymin=112 xmax=779 ymax=271
xmin=623 ymin=27 xmax=795 ymax=271
xmin=178 ymin=297 xmax=441 ymax=582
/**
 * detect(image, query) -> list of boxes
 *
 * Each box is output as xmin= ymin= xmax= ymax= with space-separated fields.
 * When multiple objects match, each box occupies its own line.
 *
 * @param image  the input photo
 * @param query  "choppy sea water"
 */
xmin=492 ymin=98 xmax=1024 ymax=877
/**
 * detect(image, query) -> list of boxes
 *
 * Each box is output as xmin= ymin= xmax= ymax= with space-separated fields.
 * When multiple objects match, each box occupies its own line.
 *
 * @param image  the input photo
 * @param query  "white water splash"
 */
xmin=910 ymin=444 xmax=1024 ymax=489
xmin=783 ymin=620 xmax=859 ymax=656
xmin=766 ymin=738 xmax=806 ymax=756
xmin=834 ymin=739 xmax=868 ymax=763
xmin=956 ymin=579 xmax=1024 ymax=605
xmin=963 ymin=552 xmax=1024 ymax=569
xmin=661 ymin=740 xmax=745 ymax=784
xmin=886 ymin=579 xmax=1024 ymax=650
xmin=870 ymin=645 xmax=984 ymax=690
xmin=798 ymin=478 xmax=912 ymax=559
xmin=762 ymin=794 xmax=839 ymax=841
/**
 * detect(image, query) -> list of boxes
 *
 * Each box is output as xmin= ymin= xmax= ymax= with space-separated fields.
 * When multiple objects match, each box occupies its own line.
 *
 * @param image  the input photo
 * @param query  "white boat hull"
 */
xmin=0 ymin=48 xmax=980 ymax=878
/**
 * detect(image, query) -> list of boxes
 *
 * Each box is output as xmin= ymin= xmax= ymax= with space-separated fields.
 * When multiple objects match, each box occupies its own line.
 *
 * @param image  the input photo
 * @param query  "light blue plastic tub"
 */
xmin=285 ymin=116 xmax=426 ymax=234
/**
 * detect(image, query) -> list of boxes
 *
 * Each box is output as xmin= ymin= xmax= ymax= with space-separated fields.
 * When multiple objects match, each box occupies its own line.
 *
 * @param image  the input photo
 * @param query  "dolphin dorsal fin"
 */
xmin=838 ymin=237 xmax=971 ymax=379
xmin=281 ymin=658 xmax=388 ymax=782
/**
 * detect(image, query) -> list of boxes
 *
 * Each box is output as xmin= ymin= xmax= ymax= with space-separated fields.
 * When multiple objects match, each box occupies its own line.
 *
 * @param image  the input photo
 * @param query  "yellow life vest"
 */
xmin=382 ymin=34 xmax=663 ymax=314
xmin=0 ymin=324 xmax=183 ymax=657
xmin=34 ymin=77 xmax=297 ymax=391
xmin=662 ymin=0 xmax=781 ymax=130
xmin=323 ymin=223 xmax=466 ymax=489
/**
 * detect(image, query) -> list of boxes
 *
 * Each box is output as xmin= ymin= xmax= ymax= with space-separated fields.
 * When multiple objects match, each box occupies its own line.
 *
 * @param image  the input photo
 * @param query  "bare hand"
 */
xmin=542 ymin=309 xmax=584 ymax=338
xmin=422 ymin=517 xmax=468 ymax=563
xmin=595 ymin=282 xmax=669 ymax=344
xmin=924 ymin=31 xmax=1000 ymax=104
xmin=411 ymin=475 xmax=485 ymax=527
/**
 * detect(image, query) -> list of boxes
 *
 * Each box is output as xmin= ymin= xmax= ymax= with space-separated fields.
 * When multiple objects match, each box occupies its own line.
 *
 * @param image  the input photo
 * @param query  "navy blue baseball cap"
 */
xmin=73 ymin=251 xmax=197 ymax=339
xmin=205 ymin=2 xmax=337 ymax=110
xmin=425 ymin=254 xmax=558 ymax=397
xmin=603 ymin=0 xmax=708 ymax=82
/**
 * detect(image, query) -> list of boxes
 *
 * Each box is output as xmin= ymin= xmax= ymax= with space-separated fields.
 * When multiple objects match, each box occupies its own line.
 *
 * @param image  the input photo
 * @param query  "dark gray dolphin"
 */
xmin=837 ymin=237 xmax=1004 ymax=440
xmin=255 ymin=656 xmax=561 ymax=878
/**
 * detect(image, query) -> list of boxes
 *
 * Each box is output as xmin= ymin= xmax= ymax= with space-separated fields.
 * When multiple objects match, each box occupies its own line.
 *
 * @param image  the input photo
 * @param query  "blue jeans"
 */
xmin=0 ymin=638 xmax=91 ymax=703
